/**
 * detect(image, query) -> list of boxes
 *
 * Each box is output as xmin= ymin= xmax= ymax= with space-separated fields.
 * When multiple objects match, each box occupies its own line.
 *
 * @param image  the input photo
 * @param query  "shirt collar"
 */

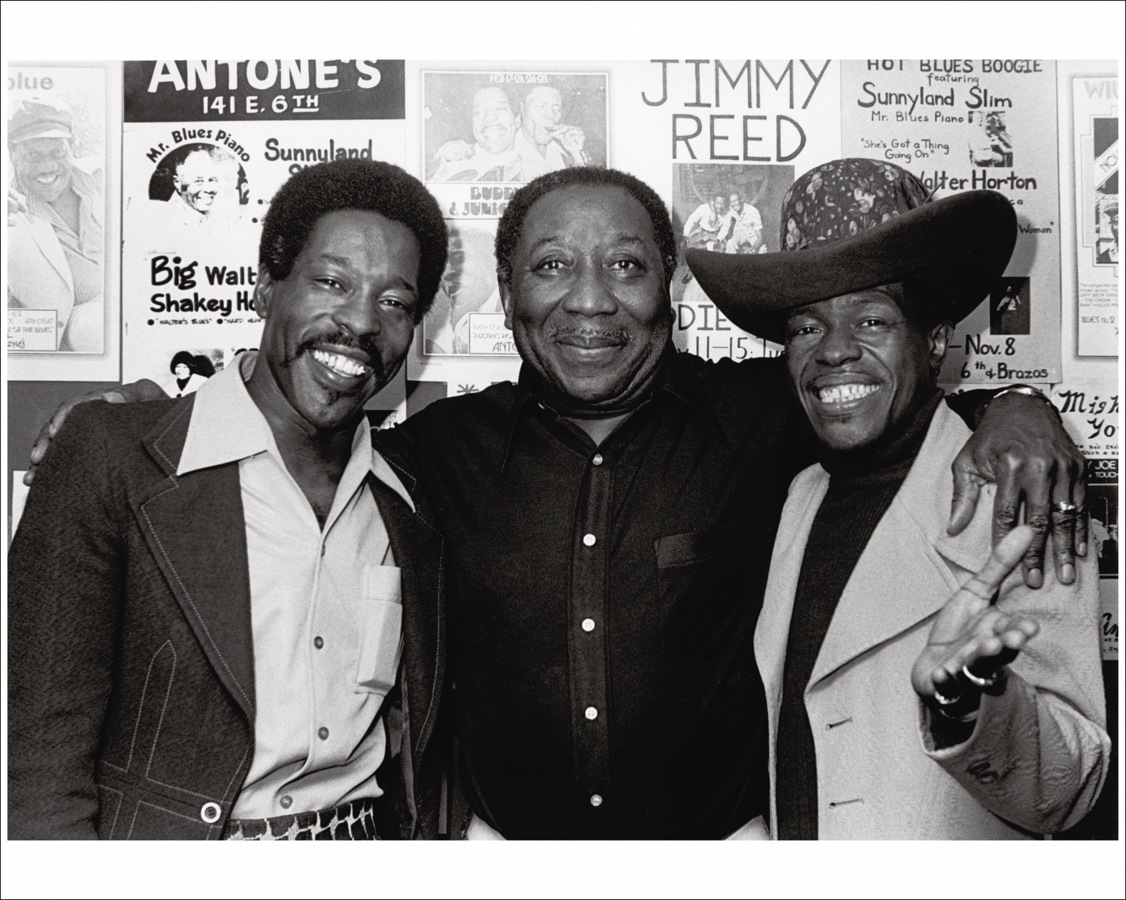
xmin=176 ymin=351 xmax=414 ymax=511
xmin=499 ymin=344 xmax=728 ymax=473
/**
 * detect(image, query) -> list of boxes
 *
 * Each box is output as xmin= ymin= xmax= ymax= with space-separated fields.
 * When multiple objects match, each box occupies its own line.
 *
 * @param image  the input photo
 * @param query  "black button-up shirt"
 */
xmin=378 ymin=349 xmax=812 ymax=838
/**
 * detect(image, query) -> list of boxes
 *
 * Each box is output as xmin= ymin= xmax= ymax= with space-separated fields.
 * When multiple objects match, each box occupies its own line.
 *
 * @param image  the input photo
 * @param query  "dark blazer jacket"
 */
xmin=8 ymin=396 xmax=446 ymax=840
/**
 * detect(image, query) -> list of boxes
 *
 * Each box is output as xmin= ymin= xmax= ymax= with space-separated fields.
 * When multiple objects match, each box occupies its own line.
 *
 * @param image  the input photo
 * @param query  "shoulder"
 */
xmin=408 ymin=381 xmax=517 ymax=432
xmin=375 ymin=381 xmax=517 ymax=470
xmin=671 ymin=349 xmax=790 ymax=396
xmin=53 ymin=396 xmax=188 ymax=461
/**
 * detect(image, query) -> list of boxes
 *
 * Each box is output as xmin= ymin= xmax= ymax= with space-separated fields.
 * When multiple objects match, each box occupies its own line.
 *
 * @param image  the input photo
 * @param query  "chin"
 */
xmin=812 ymin=421 xmax=884 ymax=453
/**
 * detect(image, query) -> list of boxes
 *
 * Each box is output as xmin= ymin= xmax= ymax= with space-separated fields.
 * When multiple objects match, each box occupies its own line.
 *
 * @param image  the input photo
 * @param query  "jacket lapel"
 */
xmin=809 ymin=404 xmax=982 ymax=687
xmin=755 ymin=466 xmax=829 ymax=711
xmin=27 ymin=211 xmax=75 ymax=291
xmin=368 ymin=470 xmax=445 ymax=774
xmin=136 ymin=398 xmax=256 ymax=720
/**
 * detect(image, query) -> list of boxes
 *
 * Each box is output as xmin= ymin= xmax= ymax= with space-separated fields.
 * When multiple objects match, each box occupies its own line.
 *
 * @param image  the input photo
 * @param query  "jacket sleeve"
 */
xmin=921 ymin=552 xmax=1110 ymax=833
xmin=8 ymin=403 xmax=125 ymax=839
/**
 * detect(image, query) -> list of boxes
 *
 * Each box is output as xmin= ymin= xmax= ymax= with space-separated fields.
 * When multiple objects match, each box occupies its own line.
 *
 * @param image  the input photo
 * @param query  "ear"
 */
xmin=928 ymin=321 xmax=953 ymax=376
xmin=253 ymin=265 xmax=274 ymax=320
xmin=499 ymin=278 xmax=514 ymax=330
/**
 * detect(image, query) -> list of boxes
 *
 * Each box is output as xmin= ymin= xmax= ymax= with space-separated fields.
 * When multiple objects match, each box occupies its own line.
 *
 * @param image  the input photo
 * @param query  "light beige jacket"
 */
xmin=756 ymin=402 xmax=1109 ymax=839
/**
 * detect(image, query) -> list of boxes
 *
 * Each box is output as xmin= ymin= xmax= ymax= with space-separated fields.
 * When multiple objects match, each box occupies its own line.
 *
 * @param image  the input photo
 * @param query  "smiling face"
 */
xmin=472 ymin=86 xmax=517 ymax=156
xmin=784 ymin=286 xmax=950 ymax=453
xmin=251 ymin=208 xmax=422 ymax=435
xmin=173 ymin=150 xmax=222 ymax=214
xmin=12 ymin=137 xmax=74 ymax=204
xmin=501 ymin=184 xmax=671 ymax=411
xmin=521 ymin=86 xmax=563 ymax=147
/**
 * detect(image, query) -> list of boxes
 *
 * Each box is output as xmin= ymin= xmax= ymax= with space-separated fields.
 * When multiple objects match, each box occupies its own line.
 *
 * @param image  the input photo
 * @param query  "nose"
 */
xmin=332 ymin=289 xmax=385 ymax=340
xmin=560 ymin=262 xmax=618 ymax=318
xmin=815 ymin=322 xmax=862 ymax=367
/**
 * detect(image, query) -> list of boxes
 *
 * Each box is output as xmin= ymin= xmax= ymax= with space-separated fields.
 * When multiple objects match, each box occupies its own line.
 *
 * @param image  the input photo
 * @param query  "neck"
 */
xmin=244 ymin=356 xmax=360 ymax=524
xmin=520 ymin=343 xmax=672 ymax=429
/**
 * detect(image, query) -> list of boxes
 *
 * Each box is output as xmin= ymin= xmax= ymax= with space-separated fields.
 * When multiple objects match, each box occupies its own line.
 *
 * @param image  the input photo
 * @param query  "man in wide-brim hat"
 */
xmin=688 ymin=158 xmax=1109 ymax=840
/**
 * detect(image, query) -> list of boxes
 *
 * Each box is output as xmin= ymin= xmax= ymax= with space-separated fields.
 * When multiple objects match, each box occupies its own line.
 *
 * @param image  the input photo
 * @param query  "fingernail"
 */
xmin=1061 ymin=563 xmax=1075 ymax=584
xmin=1028 ymin=568 xmax=1043 ymax=588
xmin=1078 ymin=542 xmax=1087 ymax=557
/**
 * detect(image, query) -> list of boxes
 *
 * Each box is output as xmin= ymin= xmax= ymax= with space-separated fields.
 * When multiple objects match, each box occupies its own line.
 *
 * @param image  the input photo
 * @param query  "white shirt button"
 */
xmin=585 ymin=706 xmax=598 ymax=720
xmin=581 ymin=618 xmax=596 ymax=632
xmin=583 ymin=533 xmax=596 ymax=547
xmin=279 ymin=795 xmax=293 ymax=810
xmin=590 ymin=794 xmax=603 ymax=808
xmin=313 ymin=636 xmax=324 ymax=649
xmin=592 ymin=453 xmax=604 ymax=466
xmin=200 ymin=801 xmax=222 ymax=823
xmin=317 ymin=726 xmax=330 ymax=740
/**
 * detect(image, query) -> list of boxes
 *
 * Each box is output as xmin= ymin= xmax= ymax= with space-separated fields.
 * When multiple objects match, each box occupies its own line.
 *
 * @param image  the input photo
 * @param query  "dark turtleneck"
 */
xmin=775 ymin=388 xmax=944 ymax=840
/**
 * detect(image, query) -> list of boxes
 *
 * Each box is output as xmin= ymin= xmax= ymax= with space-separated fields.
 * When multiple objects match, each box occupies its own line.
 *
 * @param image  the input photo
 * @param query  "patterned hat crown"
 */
xmin=780 ymin=158 xmax=931 ymax=252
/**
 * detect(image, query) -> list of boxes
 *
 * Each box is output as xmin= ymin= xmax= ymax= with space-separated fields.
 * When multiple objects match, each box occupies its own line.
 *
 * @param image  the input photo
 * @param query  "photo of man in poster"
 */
xmin=133 ymin=142 xmax=249 ymax=244
xmin=968 ymin=110 xmax=1014 ymax=167
xmin=512 ymin=83 xmax=589 ymax=179
xmin=430 ymin=86 xmax=523 ymax=182
xmin=7 ymin=96 xmax=105 ymax=353
xmin=990 ymin=277 xmax=1031 ymax=335
xmin=423 ymin=71 xmax=607 ymax=184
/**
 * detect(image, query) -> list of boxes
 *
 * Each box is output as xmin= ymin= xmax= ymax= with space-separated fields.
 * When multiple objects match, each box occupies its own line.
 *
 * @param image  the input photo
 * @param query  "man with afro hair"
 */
xmin=9 ymin=159 xmax=451 ymax=840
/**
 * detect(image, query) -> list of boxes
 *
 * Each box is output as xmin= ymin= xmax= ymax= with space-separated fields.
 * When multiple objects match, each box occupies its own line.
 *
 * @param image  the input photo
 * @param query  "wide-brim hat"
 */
xmin=686 ymin=158 xmax=1017 ymax=345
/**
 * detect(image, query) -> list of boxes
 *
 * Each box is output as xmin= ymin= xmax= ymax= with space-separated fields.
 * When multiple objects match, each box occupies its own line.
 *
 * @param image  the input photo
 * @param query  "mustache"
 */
xmin=292 ymin=329 xmax=385 ymax=380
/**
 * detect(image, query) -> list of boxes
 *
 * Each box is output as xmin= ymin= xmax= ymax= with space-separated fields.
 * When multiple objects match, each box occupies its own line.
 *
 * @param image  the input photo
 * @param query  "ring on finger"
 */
xmin=1053 ymin=500 xmax=1080 ymax=515
xmin=962 ymin=664 xmax=1002 ymax=690
xmin=933 ymin=681 xmax=964 ymax=706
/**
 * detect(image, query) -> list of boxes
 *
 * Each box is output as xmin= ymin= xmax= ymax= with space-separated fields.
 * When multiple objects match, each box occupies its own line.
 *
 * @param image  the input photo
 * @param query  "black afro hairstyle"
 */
xmin=169 ymin=350 xmax=195 ymax=373
xmin=494 ymin=167 xmax=678 ymax=293
xmin=259 ymin=159 xmax=448 ymax=320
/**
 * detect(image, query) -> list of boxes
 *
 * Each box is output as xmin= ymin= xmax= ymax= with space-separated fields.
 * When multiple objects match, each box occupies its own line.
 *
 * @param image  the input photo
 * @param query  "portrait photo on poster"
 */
xmin=967 ymin=109 xmax=1014 ymax=168
xmin=126 ymin=141 xmax=254 ymax=252
xmin=989 ymin=276 xmax=1031 ymax=336
xmin=422 ymin=70 xmax=608 ymax=185
xmin=7 ymin=66 xmax=108 ymax=355
xmin=670 ymin=162 xmax=792 ymax=361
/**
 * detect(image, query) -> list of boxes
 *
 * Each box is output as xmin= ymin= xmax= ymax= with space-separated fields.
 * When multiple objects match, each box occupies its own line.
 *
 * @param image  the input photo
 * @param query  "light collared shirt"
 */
xmin=724 ymin=203 xmax=765 ymax=252
xmin=514 ymin=129 xmax=570 ymax=181
xmin=178 ymin=352 xmax=413 ymax=819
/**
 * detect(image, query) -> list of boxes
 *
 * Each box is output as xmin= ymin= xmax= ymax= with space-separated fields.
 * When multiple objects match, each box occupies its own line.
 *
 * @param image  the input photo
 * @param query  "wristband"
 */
xmin=990 ymin=384 xmax=1059 ymax=418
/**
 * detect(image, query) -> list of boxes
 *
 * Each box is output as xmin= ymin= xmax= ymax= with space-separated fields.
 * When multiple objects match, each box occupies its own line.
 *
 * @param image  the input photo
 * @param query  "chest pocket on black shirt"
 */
xmin=656 ymin=522 xmax=758 ymax=660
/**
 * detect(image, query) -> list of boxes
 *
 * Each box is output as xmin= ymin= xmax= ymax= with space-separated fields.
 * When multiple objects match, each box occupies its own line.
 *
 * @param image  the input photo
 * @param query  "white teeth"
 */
xmin=311 ymin=349 xmax=370 ymax=378
xmin=816 ymin=383 xmax=879 ymax=404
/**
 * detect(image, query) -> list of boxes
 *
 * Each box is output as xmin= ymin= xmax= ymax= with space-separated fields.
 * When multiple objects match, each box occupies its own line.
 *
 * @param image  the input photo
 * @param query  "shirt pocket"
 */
xmin=655 ymin=522 xmax=758 ymax=660
xmin=354 ymin=564 xmax=403 ymax=695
